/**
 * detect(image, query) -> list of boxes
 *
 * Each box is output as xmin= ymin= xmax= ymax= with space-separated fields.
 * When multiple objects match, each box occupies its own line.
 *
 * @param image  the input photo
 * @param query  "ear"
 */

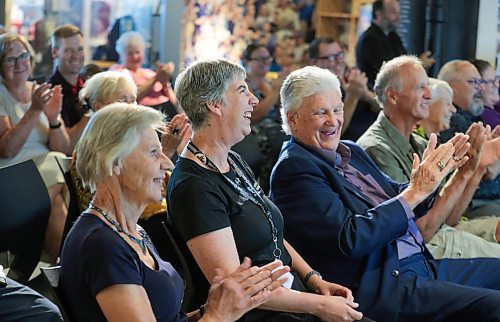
xmin=386 ymin=87 xmax=398 ymax=105
xmin=112 ymin=160 xmax=121 ymax=176
xmin=206 ymin=101 xmax=222 ymax=117
xmin=287 ymin=112 xmax=298 ymax=131
xmin=51 ymin=47 xmax=58 ymax=60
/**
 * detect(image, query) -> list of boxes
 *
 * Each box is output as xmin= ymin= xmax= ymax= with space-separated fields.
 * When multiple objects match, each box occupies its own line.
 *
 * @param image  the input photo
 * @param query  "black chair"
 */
xmin=0 ymin=160 xmax=50 ymax=284
xmin=54 ymin=156 xmax=81 ymax=256
xmin=40 ymin=266 xmax=74 ymax=322
xmin=139 ymin=213 xmax=208 ymax=312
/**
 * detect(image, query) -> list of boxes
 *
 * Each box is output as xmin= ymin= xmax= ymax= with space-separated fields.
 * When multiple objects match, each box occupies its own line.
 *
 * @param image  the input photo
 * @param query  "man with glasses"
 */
xmin=438 ymin=59 xmax=500 ymax=219
xmin=309 ymin=37 xmax=379 ymax=141
xmin=48 ymin=24 xmax=86 ymax=152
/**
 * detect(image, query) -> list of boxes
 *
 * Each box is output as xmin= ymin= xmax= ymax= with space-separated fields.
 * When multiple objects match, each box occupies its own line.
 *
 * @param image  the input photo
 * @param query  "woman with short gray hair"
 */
xmin=168 ymin=58 xmax=362 ymax=322
xmin=61 ymin=102 xmax=286 ymax=322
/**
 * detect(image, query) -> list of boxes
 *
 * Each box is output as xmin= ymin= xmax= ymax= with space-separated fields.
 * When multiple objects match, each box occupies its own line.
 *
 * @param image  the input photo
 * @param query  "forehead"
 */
xmin=299 ymin=90 xmax=342 ymax=111
xmin=227 ymin=76 xmax=246 ymax=90
xmin=58 ymin=34 xmax=83 ymax=47
xmin=125 ymin=44 xmax=142 ymax=52
xmin=400 ymin=63 xmax=428 ymax=87
xmin=481 ymin=66 xmax=495 ymax=78
xmin=458 ymin=63 xmax=480 ymax=78
xmin=5 ymin=40 xmax=27 ymax=55
xmin=318 ymin=42 xmax=341 ymax=55
xmin=249 ymin=46 xmax=269 ymax=57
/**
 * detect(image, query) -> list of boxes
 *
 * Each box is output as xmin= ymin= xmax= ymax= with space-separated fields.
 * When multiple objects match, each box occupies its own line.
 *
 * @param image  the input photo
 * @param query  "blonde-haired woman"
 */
xmin=0 ymin=33 xmax=69 ymax=266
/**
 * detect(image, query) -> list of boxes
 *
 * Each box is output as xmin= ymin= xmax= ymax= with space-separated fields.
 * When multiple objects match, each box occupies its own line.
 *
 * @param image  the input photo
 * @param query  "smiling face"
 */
xmin=394 ymin=64 xmax=431 ymax=122
xmin=449 ymin=62 xmax=484 ymax=116
xmin=52 ymin=34 xmax=84 ymax=76
xmin=118 ymin=126 xmax=173 ymax=203
xmin=428 ymin=90 xmax=456 ymax=132
xmin=246 ymin=46 xmax=272 ymax=77
xmin=124 ymin=44 xmax=144 ymax=71
xmin=219 ymin=77 xmax=259 ymax=145
xmin=311 ymin=42 xmax=346 ymax=78
xmin=288 ymin=90 xmax=344 ymax=151
xmin=1 ymin=40 xmax=32 ymax=83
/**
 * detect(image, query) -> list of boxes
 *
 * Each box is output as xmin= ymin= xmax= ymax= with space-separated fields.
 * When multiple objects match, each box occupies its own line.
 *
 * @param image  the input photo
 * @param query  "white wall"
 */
xmin=476 ymin=0 xmax=497 ymax=65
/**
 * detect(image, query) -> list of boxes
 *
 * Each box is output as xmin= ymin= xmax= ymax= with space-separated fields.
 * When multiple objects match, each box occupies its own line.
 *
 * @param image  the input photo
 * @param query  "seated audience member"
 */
xmin=356 ymin=57 xmax=500 ymax=258
xmin=61 ymin=103 xmax=286 ymax=322
xmin=0 ymin=33 xmax=69 ymax=264
xmin=270 ymin=65 xmax=500 ymax=322
xmin=168 ymin=58 xmax=364 ymax=322
xmin=438 ymin=60 xmax=500 ymax=214
xmin=0 ymin=274 xmax=62 ymax=322
xmin=48 ymin=24 xmax=87 ymax=152
xmin=72 ymin=71 xmax=190 ymax=213
xmin=356 ymin=0 xmax=434 ymax=89
xmin=242 ymin=43 xmax=289 ymax=192
xmin=110 ymin=31 xmax=178 ymax=118
xmin=470 ymin=59 xmax=500 ymax=128
xmin=308 ymin=37 xmax=379 ymax=140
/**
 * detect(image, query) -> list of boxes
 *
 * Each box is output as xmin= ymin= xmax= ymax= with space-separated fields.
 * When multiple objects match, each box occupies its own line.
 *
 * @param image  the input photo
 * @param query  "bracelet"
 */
xmin=49 ymin=121 xmax=62 ymax=129
xmin=303 ymin=269 xmax=322 ymax=287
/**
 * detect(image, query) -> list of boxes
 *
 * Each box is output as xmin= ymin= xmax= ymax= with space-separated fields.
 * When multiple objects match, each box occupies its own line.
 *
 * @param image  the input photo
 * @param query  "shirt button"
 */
xmin=391 ymin=270 xmax=399 ymax=277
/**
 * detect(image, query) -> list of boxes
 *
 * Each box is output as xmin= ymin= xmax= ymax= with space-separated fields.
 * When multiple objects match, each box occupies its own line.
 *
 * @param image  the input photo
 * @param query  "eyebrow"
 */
xmin=236 ymin=84 xmax=248 ymax=92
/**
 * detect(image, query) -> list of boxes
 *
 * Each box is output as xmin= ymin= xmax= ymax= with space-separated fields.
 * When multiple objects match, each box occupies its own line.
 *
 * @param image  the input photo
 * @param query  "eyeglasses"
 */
xmin=465 ymin=78 xmax=483 ymax=87
xmin=316 ymin=51 xmax=344 ymax=62
xmin=249 ymin=56 xmax=272 ymax=63
xmin=2 ymin=51 xmax=30 ymax=68
xmin=480 ymin=78 xmax=500 ymax=88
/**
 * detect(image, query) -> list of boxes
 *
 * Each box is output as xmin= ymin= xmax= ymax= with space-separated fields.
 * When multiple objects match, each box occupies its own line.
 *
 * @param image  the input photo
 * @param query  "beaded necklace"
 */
xmin=89 ymin=203 xmax=147 ymax=255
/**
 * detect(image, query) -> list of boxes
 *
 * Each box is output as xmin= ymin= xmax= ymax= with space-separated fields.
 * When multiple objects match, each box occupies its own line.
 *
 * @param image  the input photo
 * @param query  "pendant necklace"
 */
xmin=89 ymin=203 xmax=147 ymax=255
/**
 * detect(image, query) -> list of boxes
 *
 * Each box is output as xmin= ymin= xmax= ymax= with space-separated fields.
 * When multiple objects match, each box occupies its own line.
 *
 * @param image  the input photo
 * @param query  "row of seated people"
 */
xmin=62 ymin=57 xmax=498 ymax=321
xmin=1 ymin=18 xmax=499 ymax=322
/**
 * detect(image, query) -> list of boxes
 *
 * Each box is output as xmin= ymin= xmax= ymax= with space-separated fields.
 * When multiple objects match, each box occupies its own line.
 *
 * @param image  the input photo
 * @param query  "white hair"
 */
xmin=280 ymin=66 xmax=341 ymax=135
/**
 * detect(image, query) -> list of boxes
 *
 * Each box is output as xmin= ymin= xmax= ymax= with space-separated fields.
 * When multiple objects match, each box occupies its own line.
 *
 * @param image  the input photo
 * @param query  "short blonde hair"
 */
xmin=78 ymin=71 xmax=137 ymax=110
xmin=50 ymin=24 xmax=83 ymax=48
xmin=0 ymin=33 xmax=35 ymax=76
xmin=76 ymin=103 xmax=164 ymax=192
xmin=280 ymin=66 xmax=341 ymax=135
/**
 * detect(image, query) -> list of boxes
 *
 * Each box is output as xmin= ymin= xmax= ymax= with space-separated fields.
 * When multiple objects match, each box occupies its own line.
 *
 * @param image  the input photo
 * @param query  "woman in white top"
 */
xmin=0 ymin=33 xmax=69 ymax=262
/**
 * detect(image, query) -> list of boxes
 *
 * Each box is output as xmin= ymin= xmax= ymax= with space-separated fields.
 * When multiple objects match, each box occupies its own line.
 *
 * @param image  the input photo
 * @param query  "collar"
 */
xmin=291 ymin=137 xmax=351 ymax=168
xmin=378 ymin=112 xmax=414 ymax=155
xmin=51 ymin=68 xmax=84 ymax=89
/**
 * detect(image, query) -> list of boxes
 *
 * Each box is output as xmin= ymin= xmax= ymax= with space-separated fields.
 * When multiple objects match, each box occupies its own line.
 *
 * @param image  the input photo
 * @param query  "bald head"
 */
xmin=438 ymin=60 xmax=483 ymax=116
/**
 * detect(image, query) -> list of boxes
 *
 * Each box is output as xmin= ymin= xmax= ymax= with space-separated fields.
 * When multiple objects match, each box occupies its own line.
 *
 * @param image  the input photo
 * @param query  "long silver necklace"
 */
xmin=187 ymin=139 xmax=282 ymax=260
xmin=89 ymin=203 xmax=147 ymax=255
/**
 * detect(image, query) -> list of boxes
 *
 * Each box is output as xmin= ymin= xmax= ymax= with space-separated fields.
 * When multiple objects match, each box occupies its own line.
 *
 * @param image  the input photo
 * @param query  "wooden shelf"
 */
xmin=315 ymin=0 xmax=375 ymax=66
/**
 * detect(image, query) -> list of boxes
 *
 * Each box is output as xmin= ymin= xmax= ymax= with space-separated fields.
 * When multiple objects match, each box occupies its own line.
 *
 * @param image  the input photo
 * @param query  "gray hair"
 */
xmin=174 ymin=58 xmax=246 ymax=130
xmin=280 ymin=66 xmax=341 ymax=135
xmin=428 ymin=78 xmax=453 ymax=104
xmin=76 ymin=103 xmax=164 ymax=192
xmin=437 ymin=59 xmax=463 ymax=82
xmin=78 ymin=71 xmax=137 ymax=110
xmin=374 ymin=55 xmax=422 ymax=105
xmin=115 ymin=31 xmax=145 ymax=62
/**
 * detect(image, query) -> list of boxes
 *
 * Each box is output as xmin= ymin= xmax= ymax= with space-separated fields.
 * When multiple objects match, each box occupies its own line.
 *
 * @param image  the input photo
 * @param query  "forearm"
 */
xmin=250 ymin=93 xmax=280 ymax=122
xmin=66 ymin=116 xmax=89 ymax=153
xmin=258 ymin=286 xmax=321 ymax=315
xmin=137 ymin=77 xmax=158 ymax=101
xmin=47 ymin=125 xmax=70 ymax=154
xmin=446 ymin=167 xmax=487 ymax=226
xmin=340 ymin=92 xmax=360 ymax=135
xmin=0 ymin=109 xmax=41 ymax=158
xmin=284 ymin=240 xmax=313 ymax=281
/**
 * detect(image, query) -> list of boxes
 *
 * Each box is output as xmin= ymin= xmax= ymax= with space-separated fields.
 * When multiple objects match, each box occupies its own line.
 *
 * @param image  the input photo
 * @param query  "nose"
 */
xmin=423 ymin=86 xmax=432 ymax=99
xmin=161 ymin=153 xmax=175 ymax=171
xmin=249 ymin=91 xmax=259 ymax=107
xmin=449 ymin=103 xmax=457 ymax=113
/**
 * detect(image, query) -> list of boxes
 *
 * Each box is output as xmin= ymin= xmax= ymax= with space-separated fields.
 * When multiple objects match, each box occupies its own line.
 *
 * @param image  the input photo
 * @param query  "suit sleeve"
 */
xmin=270 ymin=153 xmax=409 ymax=259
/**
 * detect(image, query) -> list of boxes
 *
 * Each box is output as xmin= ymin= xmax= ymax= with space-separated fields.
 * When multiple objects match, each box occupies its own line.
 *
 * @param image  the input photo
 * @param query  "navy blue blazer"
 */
xmin=270 ymin=139 xmax=433 ymax=322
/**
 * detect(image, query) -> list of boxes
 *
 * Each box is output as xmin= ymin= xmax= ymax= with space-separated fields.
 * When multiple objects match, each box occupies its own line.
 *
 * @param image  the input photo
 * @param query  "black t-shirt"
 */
xmin=48 ymin=69 xmax=85 ymax=128
xmin=167 ymin=152 xmax=291 ymax=267
xmin=60 ymin=214 xmax=187 ymax=322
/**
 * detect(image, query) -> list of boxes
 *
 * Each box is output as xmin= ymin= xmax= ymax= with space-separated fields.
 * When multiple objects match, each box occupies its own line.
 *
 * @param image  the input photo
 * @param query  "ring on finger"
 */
xmin=453 ymin=156 xmax=461 ymax=162
xmin=172 ymin=128 xmax=179 ymax=135
xmin=437 ymin=160 xmax=445 ymax=171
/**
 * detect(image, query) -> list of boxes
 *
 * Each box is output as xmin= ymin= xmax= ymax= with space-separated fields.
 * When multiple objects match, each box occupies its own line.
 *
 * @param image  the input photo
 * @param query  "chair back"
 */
xmin=0 ymin=160 xmax=50 ymax=283
xmin=40 ymin=266 xmax=75 ymax=322
xmin=139 ymin=213 xmax=208 ymax=312
xmin=54 ymin=156 xmax=81 ymax=256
